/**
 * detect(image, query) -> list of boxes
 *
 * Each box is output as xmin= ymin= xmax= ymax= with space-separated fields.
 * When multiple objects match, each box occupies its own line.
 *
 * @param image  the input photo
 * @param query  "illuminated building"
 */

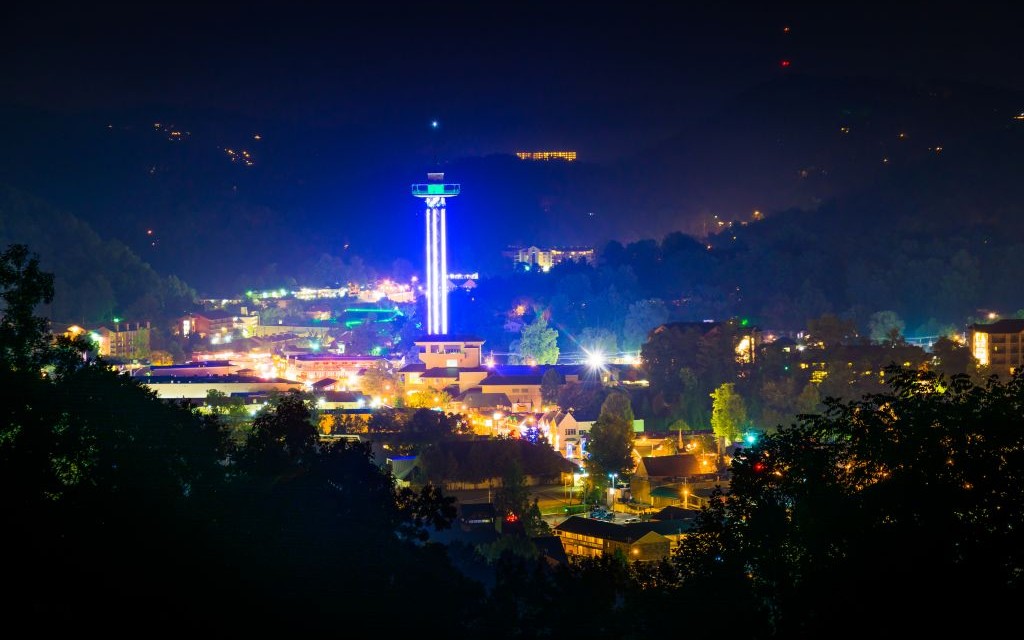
xmin=515 ymin=151 xmax=577 ymax=161
xmin=92 ymin=321 xmax=151 ymax=360
xmin=508 ymin=246 xmax=596 ymax=272
xmin=412 ymin=172 xmax=460 ymax=334
xmin=969 ymin=319 xmax=1024 ymax=374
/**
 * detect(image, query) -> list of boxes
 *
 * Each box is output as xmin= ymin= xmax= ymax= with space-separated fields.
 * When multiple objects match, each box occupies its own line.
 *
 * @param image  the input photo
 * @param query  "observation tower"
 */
xmin=412 ymin=172 xmax=460 ymax=334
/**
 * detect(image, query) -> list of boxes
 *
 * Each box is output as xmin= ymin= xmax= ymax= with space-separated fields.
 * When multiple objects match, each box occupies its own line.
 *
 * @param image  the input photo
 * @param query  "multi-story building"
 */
xmin=508 ymin=246 xmax=596 ymax=272
xmin=284 ymin=354 xmax=386 ymax=386
xmin=182 ymin=311 xmax=259 ymax=338
xmin=970 ymin=319 xmax=1024 ymax=375
xmin=93 ymin=322 xmax=151 ymax=360
xmin=399 ymin=335 xmax=491 ymax=394
xmin=515 ymin=151 xmax=577 ymax=161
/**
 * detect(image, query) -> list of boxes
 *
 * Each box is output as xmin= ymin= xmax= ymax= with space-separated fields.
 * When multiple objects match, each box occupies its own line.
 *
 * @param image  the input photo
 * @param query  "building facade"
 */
xmin=970 ymin=319 xmax=1024 ymax=375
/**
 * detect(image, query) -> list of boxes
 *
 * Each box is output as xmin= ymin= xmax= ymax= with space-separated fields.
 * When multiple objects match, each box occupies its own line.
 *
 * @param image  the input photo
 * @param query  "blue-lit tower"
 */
xmin=412 ymin=172 xmax=460 ymax=334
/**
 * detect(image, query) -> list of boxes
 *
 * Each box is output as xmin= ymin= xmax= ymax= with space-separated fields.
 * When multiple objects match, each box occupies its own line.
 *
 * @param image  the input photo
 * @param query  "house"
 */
xmin=553 ymin=516 xmax=695 ymax=562
xmin=458 ymin=502 xmax=497 ymax=531
xmin=478 ymin=373 xmax=544 ymax=412
xmin=631 ymin=454 xmax=719 ymax=507
xmin=538 ymin=409 xmax=592 ymax=460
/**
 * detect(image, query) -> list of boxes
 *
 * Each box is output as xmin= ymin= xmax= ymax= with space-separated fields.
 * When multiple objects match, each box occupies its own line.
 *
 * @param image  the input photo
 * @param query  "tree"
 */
xmin=622 ymin=298 xmax=669 ymax=352
xmin=0 ymin=244 xmax=55 ymax=372
xmin=406 ymin=408 xmax=457 ymax=441
xmin=578 ymin=327 xmax=619 ymax=357
xmin=868 ymin=310 xmax=905 ymax=345
xmin=360 ymin=360 xmax=396 ymax=399
xmin=676 ymin=367 xmax=1024 ymax=637
xmin=586 ymin=391 xmax=635 ymax=480
xmin=514 ymin=312 xmax=559 ymax=365
xmin=493 ymin=459 xmax=549 ymax=536
xmin=235 ymin=391 xmax=319 ymax=474
xmin=557 ymin=381 xmax=608 ymax=419
xmin=794 ymin=381 xmax=821 ymax=416
xmin=641 ymin=323 xmax=703 ymax=400
xmin=806 ymin=313 xmax=858 ymax=348
xmin=930 ymin=335 xmax=976 ymax=377
xmin=541 ymin=367 xmax=562 ymax=404
xmin=406 ymin=387 xmax=452 ymax=409
xmin=710 ymin=382 xmax=747 ymax=450
xmin=149 ymin=349 xmax=174 ymax=365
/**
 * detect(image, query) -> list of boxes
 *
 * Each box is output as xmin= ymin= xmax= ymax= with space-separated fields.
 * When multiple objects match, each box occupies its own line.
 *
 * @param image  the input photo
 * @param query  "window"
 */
xmin=566 ymin=429 xmax=577 ymax=436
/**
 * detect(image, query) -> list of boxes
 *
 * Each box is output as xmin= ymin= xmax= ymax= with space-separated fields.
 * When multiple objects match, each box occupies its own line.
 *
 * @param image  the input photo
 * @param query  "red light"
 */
xmin=753 ymin=462 xmax=766 ymax=473
xmin=783 ymin=26 xmax=791 ymax=33
xmin=780 ymin=60 xmax=791 ymax=68
xmin=505 ymin=513 xmax=519 ymax=523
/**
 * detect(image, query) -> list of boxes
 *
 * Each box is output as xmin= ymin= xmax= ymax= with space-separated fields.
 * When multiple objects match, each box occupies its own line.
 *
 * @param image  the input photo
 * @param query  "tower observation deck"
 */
xmin=412 ymin=172 xmax=460 ymax=335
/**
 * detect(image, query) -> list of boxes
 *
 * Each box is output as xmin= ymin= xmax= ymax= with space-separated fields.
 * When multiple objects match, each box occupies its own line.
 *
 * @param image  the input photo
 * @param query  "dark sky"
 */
xmin=5 ymin=1 xmax=1021 ymax=162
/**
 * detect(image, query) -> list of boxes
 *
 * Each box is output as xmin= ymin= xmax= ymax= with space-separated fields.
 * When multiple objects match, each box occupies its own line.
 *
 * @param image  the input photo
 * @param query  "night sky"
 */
xmin=2 ymin=2 xmax=1023 ymax=290
xmin=5 ymin=2 xmax=1020 ymax=161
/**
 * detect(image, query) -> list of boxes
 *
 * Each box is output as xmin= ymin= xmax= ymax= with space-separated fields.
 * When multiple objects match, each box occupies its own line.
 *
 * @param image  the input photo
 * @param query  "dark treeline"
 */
xmin=451 ymin=206 xmax=1021 ymax=359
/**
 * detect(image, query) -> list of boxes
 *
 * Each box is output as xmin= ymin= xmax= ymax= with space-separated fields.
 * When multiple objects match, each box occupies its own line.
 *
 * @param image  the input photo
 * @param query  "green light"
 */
xmin=741 ymin=318 xmax=750 ymax=327
xmin=113 ymin=317 xmax=121 ymax=323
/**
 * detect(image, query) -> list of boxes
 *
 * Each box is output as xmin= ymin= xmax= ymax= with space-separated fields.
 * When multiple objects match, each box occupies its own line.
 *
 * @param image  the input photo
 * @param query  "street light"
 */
xmin=608 ymin=472 xmax=618 ymax=509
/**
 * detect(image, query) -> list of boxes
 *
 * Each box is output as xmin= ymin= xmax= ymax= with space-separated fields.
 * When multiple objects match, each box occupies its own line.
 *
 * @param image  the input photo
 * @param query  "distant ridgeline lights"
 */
xmin=412 ymin=172 xmax=460 ymax=334
xmin=516 ymin=151 xmax=577 ymax=161
xmin=448 ymin=272 xmax=479 ymax=280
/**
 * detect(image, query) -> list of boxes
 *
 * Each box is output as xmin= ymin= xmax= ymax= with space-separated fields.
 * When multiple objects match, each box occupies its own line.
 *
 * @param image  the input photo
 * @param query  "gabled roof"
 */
xmin=540 ymin=410 xmax=573 ymax=428
xmin=459 ymin=502 xmax=496 ymax=522
xmin=554 ymin=516 xmax=675 ymax=543
xmin=318 ymin=390 xmax=365 ymax=403
xmin=532 ymin=535 xmax=569 ymax=566
xmin=637 ymin=454 xmax=704 ymax=478
xmin=456 ymin=391 xmax=512 ymax=409
xmin=398 ymin=362 xmax=426 ymax=373
xmin=310 ymin=378 xmax=336 ymax=389
xmin=652 ymin=505 xmax=699 ymax=521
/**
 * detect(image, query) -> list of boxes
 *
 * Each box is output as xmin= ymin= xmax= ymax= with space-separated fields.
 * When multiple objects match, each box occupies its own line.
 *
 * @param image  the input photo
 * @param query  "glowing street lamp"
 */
xmin=608 ymin=472 xmax=618 ymax=508
xmin=584 ymin=348 xmax=606 ymax=370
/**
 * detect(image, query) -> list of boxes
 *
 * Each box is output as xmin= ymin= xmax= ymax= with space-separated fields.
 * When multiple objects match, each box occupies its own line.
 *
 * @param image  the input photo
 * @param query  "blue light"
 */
xmin=431 ymin=120 xmax=439 ymax=128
